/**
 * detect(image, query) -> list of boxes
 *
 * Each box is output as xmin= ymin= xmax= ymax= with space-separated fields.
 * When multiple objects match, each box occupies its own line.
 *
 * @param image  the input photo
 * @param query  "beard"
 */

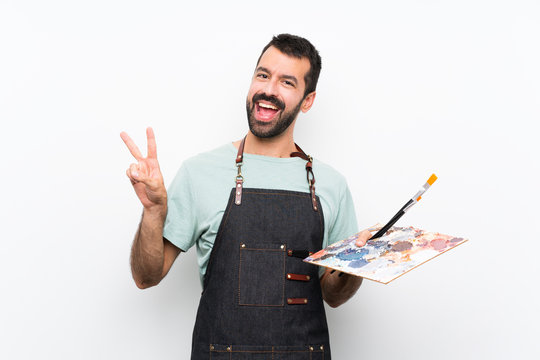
xmin=246 ymin=93 xmax=303 ymax=139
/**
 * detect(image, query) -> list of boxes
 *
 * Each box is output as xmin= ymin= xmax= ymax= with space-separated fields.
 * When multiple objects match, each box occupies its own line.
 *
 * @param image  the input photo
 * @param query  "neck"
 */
xmin=234 ymin=128 xmax=297 ymax=158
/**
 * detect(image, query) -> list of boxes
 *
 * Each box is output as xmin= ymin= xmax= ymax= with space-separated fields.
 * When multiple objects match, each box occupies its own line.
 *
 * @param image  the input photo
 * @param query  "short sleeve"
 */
xmin=327 ymin=180 xmax=359 ymax=246
xmin=162 ymin=163 xmax=198 ymax=252
xmin=318 ymin=178 xmax=359 ymax=277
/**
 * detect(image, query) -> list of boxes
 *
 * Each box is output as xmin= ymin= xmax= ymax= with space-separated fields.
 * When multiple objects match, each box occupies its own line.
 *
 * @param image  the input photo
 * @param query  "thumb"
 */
xmin=127 ymin=163 xmax=151 ymax=186
xmin=355 ymin=230 xmax=372 ymax=247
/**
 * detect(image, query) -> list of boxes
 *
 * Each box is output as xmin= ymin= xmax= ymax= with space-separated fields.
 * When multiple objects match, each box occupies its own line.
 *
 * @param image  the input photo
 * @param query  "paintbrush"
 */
xmin=370 ymin=174 xmax=438 ymax=240
xmin=331 ymin=174 xmax=438 ymax=277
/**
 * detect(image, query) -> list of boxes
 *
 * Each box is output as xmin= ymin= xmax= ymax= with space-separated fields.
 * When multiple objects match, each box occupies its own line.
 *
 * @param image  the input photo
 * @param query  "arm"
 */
xmin=319 ymin=229 xmax=371 ymax=307
xmin=130 ymin=210 xmax=182 ymax=289
xmin=121 ymin=127 xmax=181 ymax=289
xmin=320 ymin=269 xmax=363 ymax=308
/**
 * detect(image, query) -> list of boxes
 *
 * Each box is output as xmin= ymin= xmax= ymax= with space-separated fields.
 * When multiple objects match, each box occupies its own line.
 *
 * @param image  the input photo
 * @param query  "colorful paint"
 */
xmin=304 ymin=226 xmax=467 ymax=284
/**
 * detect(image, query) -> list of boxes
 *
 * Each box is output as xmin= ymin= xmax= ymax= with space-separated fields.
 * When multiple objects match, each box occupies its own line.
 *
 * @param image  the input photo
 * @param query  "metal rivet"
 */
xmin=304 ymin=299 xmax=308 ymax=304
xmin=287 ymin=274 xmax=291 ymax=279
xmin=236 ymin=201 xmax=240 ymax=204
xmin=237 ymin=191 xmax=240 ymax=195
xmin=309 ymin=346 xmax=314 ymax=351
xmin=237 ymin=184 xmax=241 ymax=187
xmin=241 ymin=243 xmax=245 ymax=248
xmin=320 ymin=345 xmax=324 ymax=350
xmin=287 ymin=299 xmax=292 ymax=304
xmin=280 ymin=244 xmax=285 ymax=249
xmin=227 ymin=346 xmax=231 ymax=351
xmin=210 ymin=345 xmax=214 ymax=350
xmin=306 ymin=275 xmax=311 ymax=280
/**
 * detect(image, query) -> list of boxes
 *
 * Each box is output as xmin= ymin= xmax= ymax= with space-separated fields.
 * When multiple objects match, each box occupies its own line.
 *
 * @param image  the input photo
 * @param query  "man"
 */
xmin=121 ymin=34 xmax=371 ymax=359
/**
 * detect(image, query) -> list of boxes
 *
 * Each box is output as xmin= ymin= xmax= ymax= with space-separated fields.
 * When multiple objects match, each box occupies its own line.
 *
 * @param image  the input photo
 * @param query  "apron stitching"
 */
xmin=243 ymin=191 xmax=311 ymax=198
xmin=281 ymin=249 xmax=285 ymax=305
xmin=237 ymin=249 xmax=241 ymax=306
xmin=213 ymin=350 xmax=314 ymax=353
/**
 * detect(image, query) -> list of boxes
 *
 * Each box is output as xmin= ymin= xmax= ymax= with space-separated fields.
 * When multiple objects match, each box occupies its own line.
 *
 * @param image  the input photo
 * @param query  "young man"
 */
xmin=121 ymin=34 xmax=371 ymax=360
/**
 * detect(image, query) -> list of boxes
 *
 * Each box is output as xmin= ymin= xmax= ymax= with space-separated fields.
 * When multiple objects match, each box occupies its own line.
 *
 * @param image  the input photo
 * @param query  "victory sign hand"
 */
xmin=120 ymin=127 xmax=167 ymax=213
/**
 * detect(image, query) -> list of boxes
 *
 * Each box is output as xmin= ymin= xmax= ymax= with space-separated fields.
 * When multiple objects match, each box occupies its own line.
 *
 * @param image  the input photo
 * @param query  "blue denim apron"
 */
xmin=191 ymin=138 xmax=330 ymax=359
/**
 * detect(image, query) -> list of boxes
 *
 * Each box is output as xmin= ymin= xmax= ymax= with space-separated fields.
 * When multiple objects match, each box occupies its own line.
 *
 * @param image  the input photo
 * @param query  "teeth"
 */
xmin=259 ymin=102 xmax=278 ymax=110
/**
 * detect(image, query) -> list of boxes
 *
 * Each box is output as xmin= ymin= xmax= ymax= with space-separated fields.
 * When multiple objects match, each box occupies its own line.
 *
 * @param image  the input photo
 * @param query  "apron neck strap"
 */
xmin=236 ymin=135 xmax=247 ymax=164
xmin=235 ymin=135 xmax=318 ymax=211
xmin=290 ymin=144 xmax=318 ymax=212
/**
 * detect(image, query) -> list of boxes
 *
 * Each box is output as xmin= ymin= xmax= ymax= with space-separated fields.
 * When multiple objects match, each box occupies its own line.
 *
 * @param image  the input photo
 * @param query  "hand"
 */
xmin=120 ymin=127 xmax=167 ymax=213
xmin=354 ymin=229 xmax=372 ymax=247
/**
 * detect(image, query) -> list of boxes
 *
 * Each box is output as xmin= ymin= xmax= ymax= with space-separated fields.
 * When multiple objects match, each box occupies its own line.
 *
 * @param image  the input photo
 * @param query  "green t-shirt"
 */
xmin=163 ymin=143 xmax=358 ymax=285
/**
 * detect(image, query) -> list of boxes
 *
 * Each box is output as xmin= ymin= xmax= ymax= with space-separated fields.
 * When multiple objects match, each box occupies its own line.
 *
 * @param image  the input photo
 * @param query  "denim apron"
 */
xmin=191 ymin=137 xmax=331 ymax=359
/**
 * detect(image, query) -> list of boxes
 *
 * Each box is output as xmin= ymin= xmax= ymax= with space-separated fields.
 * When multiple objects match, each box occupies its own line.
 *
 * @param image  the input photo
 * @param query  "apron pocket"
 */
xmin=209 ymin=344 xmax=325 ymax=360
xmin=239 ymin=244 xmax=285 ymax=306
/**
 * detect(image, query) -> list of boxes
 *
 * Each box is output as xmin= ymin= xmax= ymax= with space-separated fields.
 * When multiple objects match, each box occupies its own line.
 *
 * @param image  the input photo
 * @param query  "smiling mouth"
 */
xmin=255 ymin=101 xmax=281 ymax=122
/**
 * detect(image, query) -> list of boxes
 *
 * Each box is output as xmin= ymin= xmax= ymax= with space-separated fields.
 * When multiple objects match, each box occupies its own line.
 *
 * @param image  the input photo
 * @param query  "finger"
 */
xmin=128 ymin=163 xmax=140 ymax=181
xmin=120 ymin=131 xmax=144 ymax=160
xmin=126 ymin=169 xmax=137 ymax=185
xmin=355 ymin=229 xmax=372 ymax=247
xmin=146 ymin=127 xmax=157 ymax=159
xmin=129 ymin=162 xmax=153 ymax=187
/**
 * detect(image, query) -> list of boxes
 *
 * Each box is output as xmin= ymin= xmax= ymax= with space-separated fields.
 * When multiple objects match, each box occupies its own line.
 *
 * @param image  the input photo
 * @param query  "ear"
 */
xmin=300 ymin=91 xmax=316 ymax=113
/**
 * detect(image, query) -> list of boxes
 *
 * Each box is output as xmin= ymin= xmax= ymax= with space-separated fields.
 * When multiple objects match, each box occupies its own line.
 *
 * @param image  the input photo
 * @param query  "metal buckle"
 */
xmin=307 ymin=168 xmax=315 ymax=186
xmin=236 ymin=162 xmax=243 ymax=180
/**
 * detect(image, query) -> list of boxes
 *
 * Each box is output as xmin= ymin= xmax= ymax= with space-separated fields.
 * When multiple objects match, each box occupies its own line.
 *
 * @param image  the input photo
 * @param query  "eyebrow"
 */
xmin=256 ymin=66 xmax=299 ymax=86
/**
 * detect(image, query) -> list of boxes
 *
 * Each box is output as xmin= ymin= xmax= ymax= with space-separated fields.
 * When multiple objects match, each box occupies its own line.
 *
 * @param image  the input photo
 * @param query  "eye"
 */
xmin=283 ymin=80 xmax=295 ymax=87
xmin=257 ymin=73 xmax=268 ymax=79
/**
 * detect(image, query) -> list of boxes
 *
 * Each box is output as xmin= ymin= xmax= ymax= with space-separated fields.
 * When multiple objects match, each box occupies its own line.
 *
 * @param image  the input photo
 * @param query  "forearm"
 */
xmin=130 ymin=207 xmax=167 ymax=289
xmin=320 ymin=269 xmax=363 ymax=308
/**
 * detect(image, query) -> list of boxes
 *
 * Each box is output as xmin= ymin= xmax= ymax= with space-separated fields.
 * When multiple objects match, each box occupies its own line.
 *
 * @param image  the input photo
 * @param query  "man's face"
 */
xmin=246 ymin=46 xmax=313 ymax=138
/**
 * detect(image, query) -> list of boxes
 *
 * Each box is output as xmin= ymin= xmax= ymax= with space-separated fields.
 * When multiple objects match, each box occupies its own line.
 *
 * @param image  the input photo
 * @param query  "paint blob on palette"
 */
xmin=304 ymin=226 xmax=468 ymax=284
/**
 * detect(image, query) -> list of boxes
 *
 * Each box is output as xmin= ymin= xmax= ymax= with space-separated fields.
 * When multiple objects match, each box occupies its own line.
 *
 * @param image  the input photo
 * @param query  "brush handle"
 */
xmin=370 ymin=199 xmax=413 ymax=240
xmin=369 ymin=174 xmax=437 ymax=241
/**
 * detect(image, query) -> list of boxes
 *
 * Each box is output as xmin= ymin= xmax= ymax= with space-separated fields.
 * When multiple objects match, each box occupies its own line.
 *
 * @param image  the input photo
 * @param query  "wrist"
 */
xmin=143 ymin=205 xmax=167 ymax=221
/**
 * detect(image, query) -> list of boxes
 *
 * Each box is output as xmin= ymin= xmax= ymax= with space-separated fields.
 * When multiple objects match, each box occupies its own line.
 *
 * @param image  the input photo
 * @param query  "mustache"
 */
xmin=252 ymin=93 xmax=284 ymax=110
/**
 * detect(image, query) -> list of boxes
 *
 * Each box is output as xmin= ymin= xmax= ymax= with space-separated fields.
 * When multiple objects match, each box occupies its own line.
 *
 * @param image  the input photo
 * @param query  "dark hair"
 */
xmin=257 ymin=34 xmax=322 ymax=97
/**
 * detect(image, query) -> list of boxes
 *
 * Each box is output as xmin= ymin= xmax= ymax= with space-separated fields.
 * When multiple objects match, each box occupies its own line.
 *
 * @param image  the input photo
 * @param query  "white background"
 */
xmin=1 ymin=1 xmax=539 ymax=359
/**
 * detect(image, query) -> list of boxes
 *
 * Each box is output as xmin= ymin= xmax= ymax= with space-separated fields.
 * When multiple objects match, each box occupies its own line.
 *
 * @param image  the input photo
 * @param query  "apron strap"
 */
xmin=234 ymin=136 xmax=247 ymax=205
xmin=235 ymin=136 xmax=318 ymax=211
xmin=290 ymin=144 xmax=318 ymax=212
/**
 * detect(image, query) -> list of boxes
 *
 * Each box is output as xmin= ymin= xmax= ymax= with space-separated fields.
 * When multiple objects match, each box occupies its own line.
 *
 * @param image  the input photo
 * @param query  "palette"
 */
xmin=304 ymin=226 xmax=468 ymax=284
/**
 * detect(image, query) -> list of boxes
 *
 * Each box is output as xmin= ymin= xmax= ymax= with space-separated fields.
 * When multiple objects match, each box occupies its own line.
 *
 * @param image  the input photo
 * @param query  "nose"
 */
xmin=263 ymin=78 xmax=279 ymax=97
